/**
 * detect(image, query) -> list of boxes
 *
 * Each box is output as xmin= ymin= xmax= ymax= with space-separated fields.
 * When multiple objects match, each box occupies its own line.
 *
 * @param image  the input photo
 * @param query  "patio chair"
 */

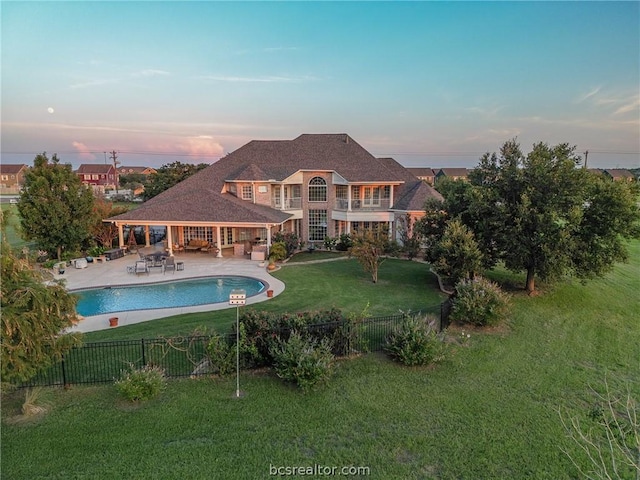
xmin=135 ymin=260 xmax=149 ymax=275
xmin=163 ymin=256 xmax=176 ymax=274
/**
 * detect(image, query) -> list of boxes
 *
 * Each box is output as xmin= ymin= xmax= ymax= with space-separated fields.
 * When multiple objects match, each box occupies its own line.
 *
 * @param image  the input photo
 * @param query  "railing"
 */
xmin=23 ymin=303 xmax=452 ymax=388
xmin=273 ymin=197 xmax=302 ymax=210
xmin=333 ymin=198 xmax=391 ymax=211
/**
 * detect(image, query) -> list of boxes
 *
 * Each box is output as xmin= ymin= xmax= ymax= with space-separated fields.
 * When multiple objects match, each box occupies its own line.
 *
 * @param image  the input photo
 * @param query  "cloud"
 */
xmin=72 ymin=141 xmax=96 ymax=161
xmin=198 ymin=74 xmax=316 ymax=83
xmin=613 ymin=94 xmax=640 ymax=116
xmin=576 ymin=86 xmax=601 ymax=103
xmin=132 ymin=69 xmax=170 ymax=77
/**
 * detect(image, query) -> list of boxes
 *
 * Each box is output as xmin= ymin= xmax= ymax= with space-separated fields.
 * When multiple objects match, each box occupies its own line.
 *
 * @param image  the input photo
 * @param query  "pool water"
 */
xmin=74 ymin=276 xmax=265 ymax=316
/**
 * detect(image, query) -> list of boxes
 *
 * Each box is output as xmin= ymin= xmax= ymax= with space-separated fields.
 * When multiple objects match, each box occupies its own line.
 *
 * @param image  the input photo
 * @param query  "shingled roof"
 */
xmin=110 ymin=134 xmax=442 ymax=224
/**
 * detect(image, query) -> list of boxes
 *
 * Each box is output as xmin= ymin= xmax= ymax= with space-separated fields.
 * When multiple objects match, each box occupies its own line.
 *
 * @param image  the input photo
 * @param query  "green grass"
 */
xmin=0 ymin=204 xmax=35 ymax=250
xmin=2 ymin=243 xmax=639 ymax=478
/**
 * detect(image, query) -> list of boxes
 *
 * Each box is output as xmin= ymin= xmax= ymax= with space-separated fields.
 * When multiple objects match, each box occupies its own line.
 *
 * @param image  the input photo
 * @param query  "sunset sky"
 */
xmin=2 ymin=1 xmax=638 ymax=169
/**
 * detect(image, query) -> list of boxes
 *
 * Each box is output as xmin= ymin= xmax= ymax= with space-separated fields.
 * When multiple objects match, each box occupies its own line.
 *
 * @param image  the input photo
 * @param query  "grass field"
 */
xmin=2 ymin=242 xmax=638 ymax=478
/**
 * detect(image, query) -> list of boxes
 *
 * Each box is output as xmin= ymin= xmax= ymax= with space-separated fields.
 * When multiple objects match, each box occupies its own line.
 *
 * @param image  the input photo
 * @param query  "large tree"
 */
xmin=142 ymin=161 xmax=209 ymax=200
xmin=91 ymin=198 xmax=129 ymax=249
xmin=467 ymin=139 xmax=639 ymax=293
xmin=18 ymin=153 xmax=95 ymax=260
xmin=0 ymin=216 xmax=82 ymax=387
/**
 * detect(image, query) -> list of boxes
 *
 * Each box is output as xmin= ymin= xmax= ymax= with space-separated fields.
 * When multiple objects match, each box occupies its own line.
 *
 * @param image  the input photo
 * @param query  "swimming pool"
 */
xmin=73 ymin=276 xmax=266 ymax=316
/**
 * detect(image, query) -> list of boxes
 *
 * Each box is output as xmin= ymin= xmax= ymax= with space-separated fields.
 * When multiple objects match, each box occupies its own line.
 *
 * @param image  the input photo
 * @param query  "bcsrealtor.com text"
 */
xmin=269 ymin=464 xmax=371 ymax=476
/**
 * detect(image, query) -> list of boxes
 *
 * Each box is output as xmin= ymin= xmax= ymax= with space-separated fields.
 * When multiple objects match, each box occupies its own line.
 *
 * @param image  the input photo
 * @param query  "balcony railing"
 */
xmin=273 ymin=197 xmax=302 ymax=210
xmin=334 ymin=198 xmax=391 ymax=211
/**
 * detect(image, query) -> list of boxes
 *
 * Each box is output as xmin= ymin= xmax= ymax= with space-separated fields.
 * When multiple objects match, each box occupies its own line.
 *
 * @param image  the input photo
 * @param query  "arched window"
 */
xmin=308 ymin=176 xmax=327 ymax=202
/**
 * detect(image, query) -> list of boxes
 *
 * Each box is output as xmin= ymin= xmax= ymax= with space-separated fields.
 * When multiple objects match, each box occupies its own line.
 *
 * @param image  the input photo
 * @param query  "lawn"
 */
xmin=2 ymin=242 xmax=639 ymax=478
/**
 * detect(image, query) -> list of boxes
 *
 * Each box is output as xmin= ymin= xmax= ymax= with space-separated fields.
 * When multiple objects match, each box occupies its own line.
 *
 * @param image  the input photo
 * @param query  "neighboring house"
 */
xmin=0 ymin=164 xmax=29 ymax=194
xmin=407 ymin=168 xmax=436 ymax=185
xmin=108 ymin=134 xmax=443 ymax=256
xmin=117 ymin=166 xmax=157 ymax=176
xmin=435 ymin=168 xmax=470 ymax=182
xmin=603 ymin=169 xmax=635 ymax=182
xmin=76 ymin=164 xmax=118 ymax=193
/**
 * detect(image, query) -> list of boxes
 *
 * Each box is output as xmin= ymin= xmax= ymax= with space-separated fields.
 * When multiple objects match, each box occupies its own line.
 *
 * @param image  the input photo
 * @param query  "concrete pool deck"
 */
xmin=60 ymin=248 xmax=284 ymax=333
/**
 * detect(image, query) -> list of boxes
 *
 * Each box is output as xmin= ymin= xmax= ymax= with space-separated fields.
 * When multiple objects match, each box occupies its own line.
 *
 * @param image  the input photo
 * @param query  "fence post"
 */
xmin=61 ymin=353 xmax=67 ymax=387
xmin=141 ymin=338 xmax=146 ymax=365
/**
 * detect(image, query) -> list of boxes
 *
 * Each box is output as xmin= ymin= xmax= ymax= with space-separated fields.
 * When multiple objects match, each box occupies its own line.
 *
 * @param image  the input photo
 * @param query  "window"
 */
xmin=242 ymin=185 xmax=253 ymax=201
xmin=184 ymin=226 xmax=213 ymax=244
xmin=308 ymin=176 xmax=327 ymax=202
xmin=273 ymin=186 xmax=281 ymax=207
xmin=308 ymin=210 xmax=327 ymax=241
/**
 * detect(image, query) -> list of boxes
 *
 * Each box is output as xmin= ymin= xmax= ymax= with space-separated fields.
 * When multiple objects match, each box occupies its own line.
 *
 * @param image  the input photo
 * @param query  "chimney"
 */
xmin=345 ymin=134 xmax=349 ymax=144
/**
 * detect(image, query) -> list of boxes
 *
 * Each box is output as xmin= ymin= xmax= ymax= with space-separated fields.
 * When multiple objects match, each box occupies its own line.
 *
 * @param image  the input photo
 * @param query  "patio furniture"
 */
xmin=135 ymin=260 xmax=149 ymax=275
xmin=176 ymin=261 xmax=184 ymax=271
xmin=104 ymin=248 xmax=125 ymax=260
xmin=185 ymin=239 xmax=209 ymax=252
xmin=126 ymin=265 xmax=135 ymax=274
xmin=173 ymin=243 xmax=184 ymax=254
xmin=95 ymin=255 xmax=107 ymax=263
xmin=73 ymin=258 xmax=88 ymax=269
xmin=163 ymin=256 xmax=176 ymax=274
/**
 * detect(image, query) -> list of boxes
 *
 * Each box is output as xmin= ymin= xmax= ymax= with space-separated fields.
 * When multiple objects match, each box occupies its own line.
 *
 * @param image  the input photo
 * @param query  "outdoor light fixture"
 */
xmin=229 ymin=289 xmax=246 ymax=398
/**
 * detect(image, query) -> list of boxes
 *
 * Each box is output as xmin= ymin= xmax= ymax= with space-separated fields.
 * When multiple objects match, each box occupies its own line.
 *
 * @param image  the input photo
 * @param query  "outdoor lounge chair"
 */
xmin=163 ymin=256 xmax=176 ymax=274
xmin=135 ymin=260 xmax=149 ymax=275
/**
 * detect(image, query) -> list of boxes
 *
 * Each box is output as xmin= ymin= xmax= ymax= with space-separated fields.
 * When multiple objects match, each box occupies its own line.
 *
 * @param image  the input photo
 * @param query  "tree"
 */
xmin=0 ymin=220 xmax=82 ymax=387
xmin=415 ymin=198 xmax=449 ymax=263
xmin=142 ymin=161 xmax=209 ymax=200
xmin=432 ymin=219 xmax=484 ymax=285
xmin=91 ymin=197 xmax=129 ymax=248
xmin=349 ymin=228 xmax=388 ymax=283
xmin=396 ymin=213 xmax=422 ymax=259
xmin=468 ymin=139 xmax=639 ymax=294
xmin=18 ymin=153 xmax=95 ymax=260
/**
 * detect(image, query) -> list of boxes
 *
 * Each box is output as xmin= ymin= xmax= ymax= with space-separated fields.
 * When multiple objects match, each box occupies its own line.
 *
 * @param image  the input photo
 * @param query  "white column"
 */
xmin=144 ymin=226 xmax=150 ymax=247
xmin=216 ymin=226 xmax=223 ymax=257
xmin=118 ymin=224 xmax=125 ymax=249
xmin=166 ymin=225 xmax=173 ymax=255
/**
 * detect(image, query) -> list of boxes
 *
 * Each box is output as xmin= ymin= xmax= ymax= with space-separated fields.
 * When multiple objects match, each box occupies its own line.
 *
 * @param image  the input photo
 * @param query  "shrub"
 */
xmin=385 ymin=315 xmax=447 ymax=366
xmin=323 ymin=236 xmax=338 ymax=250
xmin=268 ymin=242 xmax=288 ymax=261
xmin=114 ymin=364 xmax=166 ymax=402
xmin=335 ymin=233 xmax=353 ymax=251
xmin=206 ymin=333 xmax=235 ymax=376
xmin=271 ymin=232 xmax=300 ymax=257
xmin=450 ymin=276 xmax=510 ymax=327
xmin=270 ymin=331 xmax=335 ymax=392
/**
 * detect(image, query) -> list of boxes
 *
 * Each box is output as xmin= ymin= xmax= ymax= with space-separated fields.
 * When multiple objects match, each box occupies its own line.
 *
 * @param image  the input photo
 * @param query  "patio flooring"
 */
xmin=61 ymin=247 xmax=284 ymax=333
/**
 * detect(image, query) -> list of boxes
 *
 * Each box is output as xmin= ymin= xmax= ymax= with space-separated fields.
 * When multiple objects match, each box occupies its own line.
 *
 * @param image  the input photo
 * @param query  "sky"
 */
xmin=2 ymin=1 xmax=639 ymax=170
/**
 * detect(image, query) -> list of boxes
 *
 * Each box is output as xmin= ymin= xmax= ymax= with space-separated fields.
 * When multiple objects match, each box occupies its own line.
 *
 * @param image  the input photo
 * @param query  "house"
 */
xmin=407 ymin=168 xmax=436 ymax=185
xmin=108 ymin=134 xmax=443 ymax=256
xmin=603 ymin=169 xmax=635 ymax=182
xmin=0 ymin=164 xmax=29 ymax=194
xmin=435 ymin=168 xmax=470 ymax=182
xmin=117 ymin=166 xmax=157 ymax=176
xmin=76 ymin=164 xmax=118 ymax=193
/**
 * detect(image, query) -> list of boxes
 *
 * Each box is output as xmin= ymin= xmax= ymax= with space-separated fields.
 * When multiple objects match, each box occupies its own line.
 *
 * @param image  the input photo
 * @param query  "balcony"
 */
xmin=273 ymin=197 xmax=302 ymax=210
xmin=334 ymin=198 xmax=391 ymax=211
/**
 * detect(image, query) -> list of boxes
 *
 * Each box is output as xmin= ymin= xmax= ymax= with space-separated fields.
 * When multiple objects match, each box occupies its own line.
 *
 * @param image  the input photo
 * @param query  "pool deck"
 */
xmin=60 ymin=248 xmax=284 ymax=333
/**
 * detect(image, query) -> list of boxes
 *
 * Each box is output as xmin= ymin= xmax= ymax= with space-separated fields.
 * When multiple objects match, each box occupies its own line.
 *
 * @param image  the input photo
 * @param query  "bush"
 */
xmin=450 ymin=276 xmax=510 ymax=327
xmin=385 ymin=315 xmax=447 ymax=366
xmin=335 ymin=233 xmax=353 ymax=251
xmin=114 ymin=364 xmax=166 ymax=402
xmin=271 ymin=232 xmax=300 ymax=257
xmin=206 ymin=333 xmax=235 ymax=376
xmin=268 ymin=242 xmax=288 ymax=261
xmin=270 ymin=331 xmax=335 ymax=392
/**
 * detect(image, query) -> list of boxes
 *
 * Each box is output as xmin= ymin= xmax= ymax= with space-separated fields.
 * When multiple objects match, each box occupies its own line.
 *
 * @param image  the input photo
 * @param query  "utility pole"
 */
xmin=583 ymin=150 xmax=589 ymax=169
xmin=110 ymin=150 xmax=120 ymax=194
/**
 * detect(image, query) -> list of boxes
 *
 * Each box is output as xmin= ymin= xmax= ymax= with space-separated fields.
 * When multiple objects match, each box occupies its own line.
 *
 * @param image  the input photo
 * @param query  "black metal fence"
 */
xmin=24 ymin=302 xmax=452 ymax=388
